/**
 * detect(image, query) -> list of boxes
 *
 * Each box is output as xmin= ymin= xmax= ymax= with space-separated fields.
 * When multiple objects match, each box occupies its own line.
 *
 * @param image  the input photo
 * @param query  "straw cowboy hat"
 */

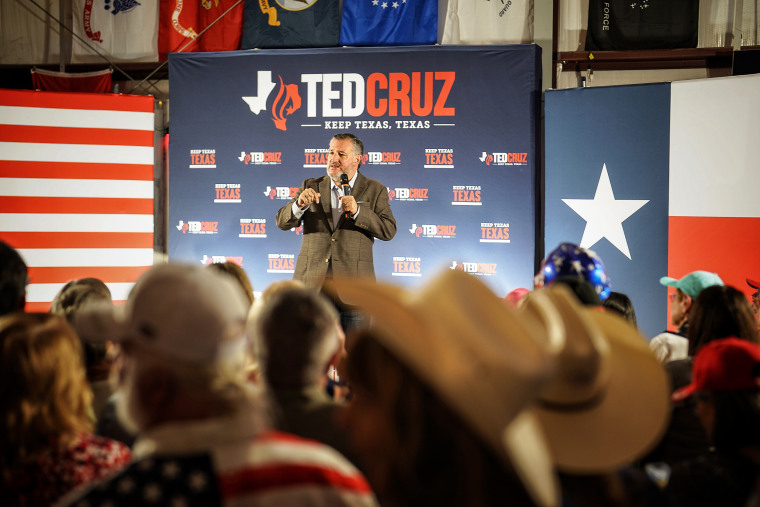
xmin=326 ymin=269 xmax=560 ymax=507
xmin=520 ymin=286 xmax=670 ymax=473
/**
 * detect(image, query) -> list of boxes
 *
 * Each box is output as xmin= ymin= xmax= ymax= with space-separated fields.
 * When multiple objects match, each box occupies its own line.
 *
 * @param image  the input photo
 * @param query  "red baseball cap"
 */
xmin=747 ymin=278 xmax=760 ymax=293
xmin=672 ymin=337 xmax=760 ymax=402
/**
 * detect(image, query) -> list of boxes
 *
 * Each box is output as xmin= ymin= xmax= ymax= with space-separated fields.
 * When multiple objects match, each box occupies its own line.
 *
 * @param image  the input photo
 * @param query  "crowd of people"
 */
xmin=1 ymin=234 xmax=759 ymax=506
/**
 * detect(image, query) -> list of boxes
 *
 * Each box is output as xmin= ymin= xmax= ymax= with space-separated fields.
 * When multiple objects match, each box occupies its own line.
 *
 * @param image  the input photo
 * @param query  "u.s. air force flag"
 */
xmin=340 ymin=0 xmax=437 ymax=46
xmin=545 ymin=74 xmax=760 ymax=338
xmin=242 ymin=0 xmax=339 ymax=49
xmin=585 ymin=0 xmax=698 ymax=51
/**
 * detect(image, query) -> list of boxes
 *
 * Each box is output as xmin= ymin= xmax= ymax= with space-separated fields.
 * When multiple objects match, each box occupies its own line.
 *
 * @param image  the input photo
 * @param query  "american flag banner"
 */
xmin=0 ymin=89 xmax=155 ymax=311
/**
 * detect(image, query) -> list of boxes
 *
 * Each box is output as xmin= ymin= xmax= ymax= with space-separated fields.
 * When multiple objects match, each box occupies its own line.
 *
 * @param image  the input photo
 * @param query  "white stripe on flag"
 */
xmin=0 ymin=106 xmax=154 ymax=130
xmin=27 ymin=282 xmax=137 ymax=303
xmin=19 ymin=248 xmax=155 ymax=267
xmin=0 ymin=142 xmax=154 ymax=165
xmin=669 ymin=74 xmax=760 ymax=218
xmin=0 ymin=214 xmax=154 ymax=232
xmin=1 ymin=178 xmax=154 ymax=198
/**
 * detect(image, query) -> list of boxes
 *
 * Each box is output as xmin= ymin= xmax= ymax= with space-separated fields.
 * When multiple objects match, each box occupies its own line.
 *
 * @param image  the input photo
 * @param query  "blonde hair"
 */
xmin=0 ymin=313 xmax=93 ymax=478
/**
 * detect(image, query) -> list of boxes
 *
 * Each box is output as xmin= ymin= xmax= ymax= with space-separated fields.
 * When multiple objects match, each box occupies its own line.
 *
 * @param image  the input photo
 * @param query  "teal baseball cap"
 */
xmin=659 ymin=271 xmax=724 ymax=299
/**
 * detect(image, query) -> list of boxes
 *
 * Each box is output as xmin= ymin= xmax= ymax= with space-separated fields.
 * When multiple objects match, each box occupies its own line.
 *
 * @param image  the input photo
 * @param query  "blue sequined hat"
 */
xmin=535 ymin=243 xmax=611 ymax=301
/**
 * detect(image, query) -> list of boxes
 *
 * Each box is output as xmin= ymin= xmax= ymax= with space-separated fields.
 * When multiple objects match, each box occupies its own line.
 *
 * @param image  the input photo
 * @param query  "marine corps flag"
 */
xmin=585 ymin=0 xmax=698 ymax=51
xmin=241 ymin=0 xmax=340 ymax=49
xmin=159 ymin=0 xmax=244 ymax=60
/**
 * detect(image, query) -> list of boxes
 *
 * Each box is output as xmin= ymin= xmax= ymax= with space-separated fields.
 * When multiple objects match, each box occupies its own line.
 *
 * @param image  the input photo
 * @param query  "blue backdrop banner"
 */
xmin=168 ymin=45 xmax=540 ymax=297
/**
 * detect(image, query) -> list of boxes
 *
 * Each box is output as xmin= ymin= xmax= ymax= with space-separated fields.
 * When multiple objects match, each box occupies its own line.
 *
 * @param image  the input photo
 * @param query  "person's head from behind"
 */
xmin=0 ymin=313 xmax=92 ymax=471
xmin=331 ymin=270 xmax=559 ymax=507
xmin=207 ymin=261 xmax=254 ymax=308
xmin=534 ymin=242 xmax=610 ymax=305
xmin=602 ymin=291 xmax=637 ymax=327
xmin=251 ymin=287 xmax=341 ymax=389
xmin=672 ymin=338 xmax=760 ymax=451
xmin=346 ymin=329 xmax=541 ymax=507
xmin=74 ymin=263 xmax=257 ymax=435
xmin=686 ymin=284 xmax=758 ymax=355
xmin=50 ymin=278 xmax=114 ymax=381
xmin=0 ymin=241 xmax=28 ymax=316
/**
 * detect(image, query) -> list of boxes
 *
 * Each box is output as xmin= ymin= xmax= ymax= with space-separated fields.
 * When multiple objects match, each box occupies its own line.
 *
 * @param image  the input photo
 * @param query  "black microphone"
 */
xmin=340 ymin=173 xmax=351 ymax=219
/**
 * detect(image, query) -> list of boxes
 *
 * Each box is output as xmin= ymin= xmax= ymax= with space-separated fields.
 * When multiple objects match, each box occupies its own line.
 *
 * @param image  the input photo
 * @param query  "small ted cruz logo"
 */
xmin=238 ymin=151 xmax=282 ymax=165
xmin=201 ymin=255 xmax=243 ymax=266
xmin=450 ymin=260 xmax=498 ymax=276
xmin=388 ymin=187 xmax=429 ymax=202
xmin=478 ymin=151 xmax=528 ymax=166
xmin=177 ymin=220 xmax=218 ymax=235
xmin=263 ymin=186 xmax=299 ymax=200
xmin=409 ymin=223 xmax=456 ymax=239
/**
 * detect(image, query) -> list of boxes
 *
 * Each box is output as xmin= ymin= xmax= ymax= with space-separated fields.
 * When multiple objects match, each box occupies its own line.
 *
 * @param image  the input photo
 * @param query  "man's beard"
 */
xmin=327 ymin=166 xmax=345 ymax=184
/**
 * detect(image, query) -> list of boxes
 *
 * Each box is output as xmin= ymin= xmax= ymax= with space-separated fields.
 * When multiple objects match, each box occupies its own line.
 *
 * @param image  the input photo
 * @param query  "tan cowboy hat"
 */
xmin=521 ymin=286 xmax=670 ymax=474
xmin=326 ymin=269 xmax=560 ymax=507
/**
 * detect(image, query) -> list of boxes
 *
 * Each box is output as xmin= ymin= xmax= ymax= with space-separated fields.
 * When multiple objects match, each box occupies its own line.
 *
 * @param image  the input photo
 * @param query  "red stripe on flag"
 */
xmin=219 ymin=463 xmax=373 ymax=498
xmin=0 ymin=161 xmax=153 ymax=181
xmin=1 ymin=232 xmax=153 ymax=249
xmin=0 ymin=197 xmax=153 ymax=214
xmin=0 ymin=89 xmax=154 ymax=113
xmin=29 ymin=266 xmax=151 ymax=284
xmin=0 ymin=125 xmax=154 ymax=147
xmin=669 ymin=216 xmax=760 ymax=301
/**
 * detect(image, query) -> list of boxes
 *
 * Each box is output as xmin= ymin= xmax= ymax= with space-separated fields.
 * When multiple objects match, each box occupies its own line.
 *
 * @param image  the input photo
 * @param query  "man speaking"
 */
xmin=276 ymin=133 xmax=396 ymax=289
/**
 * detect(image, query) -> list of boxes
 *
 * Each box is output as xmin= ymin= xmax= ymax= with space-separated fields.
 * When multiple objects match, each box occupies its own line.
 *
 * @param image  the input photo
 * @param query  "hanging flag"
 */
xmin=31 ymin=68 xmax=113 ymax=93
xmin=158 ymin=0 xmax=244 ymax=60
xmin=585 ymin=0 xmax=699 ymax=51
xmin=441 ymin=0 xmax=532 ymax=45
xmin=340 ymin=0 xmax=437 ymax=46
xmin=0 ymin=89 xmax=155 ymax=311
xmin=0 ymin=0 xmax=63 ymax=64
xmin=241 ymin=0 xmax=339 ymax=49
xmin=544 ymin=74 xmax=760 ymax=338
xmin=71 ymin=0 xmax=159 ymax=63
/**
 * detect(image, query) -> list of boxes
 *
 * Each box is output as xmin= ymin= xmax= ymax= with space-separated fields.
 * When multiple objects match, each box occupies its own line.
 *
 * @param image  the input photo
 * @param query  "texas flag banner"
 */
xmin=159 ymin=0 xmax=244 ymax=60
xmin=241 ymin=0 xmax=340 ymax=49
xmin=0 ymin=89 xmax=155 ymax=311
xmin=441 ymin=0 xmax=532 ymax=44
xmin=340 ymin=0 xmax=437 ymax=46
xmin=544 ymin=74 xmax=760 ymax=338
xmin=71 ymin=0 xmax=159 ymax=63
